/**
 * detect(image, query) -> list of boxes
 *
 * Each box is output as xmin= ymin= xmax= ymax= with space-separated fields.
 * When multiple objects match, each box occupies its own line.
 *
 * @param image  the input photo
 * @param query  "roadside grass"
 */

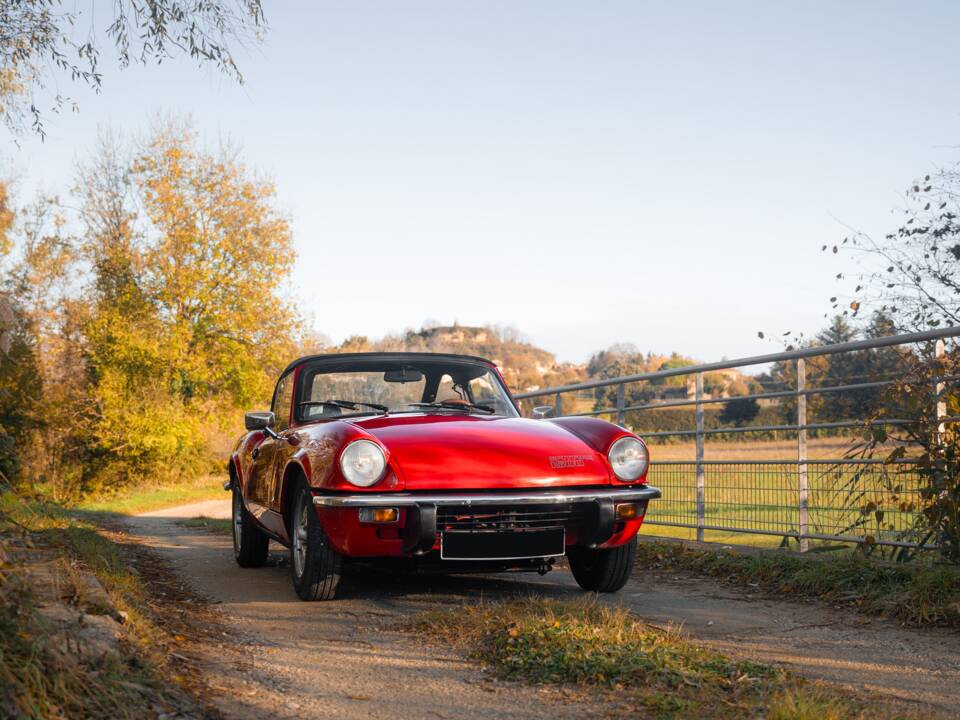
xmin=77 ymin=474 xmax=225 ymax=515
xmin=0 ymin=491 xmax=205 ymax=718
xmin=634 ymin=540 xmax=960 ymax=627
xmin=177 ymin=516 xmax=232 ymax=535
xmin=410 ymin=597 xmax=896 ymax=720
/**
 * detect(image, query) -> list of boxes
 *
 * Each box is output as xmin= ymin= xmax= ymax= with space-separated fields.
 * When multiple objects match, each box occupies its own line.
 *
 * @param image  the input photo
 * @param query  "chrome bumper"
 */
xmin=312 ymin=485 xmax=661 ymax=508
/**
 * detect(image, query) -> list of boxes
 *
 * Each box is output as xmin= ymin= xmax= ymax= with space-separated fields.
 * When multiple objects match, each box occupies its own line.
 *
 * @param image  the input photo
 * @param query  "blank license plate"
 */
xmin=440 ymin=528 xmax=565 ymax=560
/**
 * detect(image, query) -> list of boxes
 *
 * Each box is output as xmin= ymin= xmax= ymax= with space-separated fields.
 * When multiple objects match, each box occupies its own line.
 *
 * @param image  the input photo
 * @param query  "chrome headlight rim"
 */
xmin=607 ymin=436 xmax=649 ymax=482
xmin=339 ymin=439 xmax=387 ymax=488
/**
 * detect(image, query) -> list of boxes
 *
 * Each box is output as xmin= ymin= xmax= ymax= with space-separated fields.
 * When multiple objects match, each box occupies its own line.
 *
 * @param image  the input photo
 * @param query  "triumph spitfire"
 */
xmin=227 ymin=352 xmax=660 ymax=600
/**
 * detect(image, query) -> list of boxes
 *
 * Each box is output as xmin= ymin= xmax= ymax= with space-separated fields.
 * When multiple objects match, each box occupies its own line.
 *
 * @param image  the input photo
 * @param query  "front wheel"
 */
xmin=290 ymin=482 xmax=342 ymax=601
xmin=567 ymin=537 xmax=636 ymax=593
xmin=232 ymin=484 xmax=269 ymax=568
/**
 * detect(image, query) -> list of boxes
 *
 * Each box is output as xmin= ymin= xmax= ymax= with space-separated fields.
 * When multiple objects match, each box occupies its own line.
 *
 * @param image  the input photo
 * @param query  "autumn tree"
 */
xmin=133 ymin=126 xmax=297 ymax=406
xmin=71 ymin=125 xmax=298 ymax=490
xmin=587 ymin=345 xmax=654 ymax=411
xmin=719 ymin=397 xmax=759 ymax=427
xmin=0 ymin=123 xmax=300 ymax=495
xmin=0 ymin=192 xmax=82 ymax=493
xmin=0 ymin=183 xmax=30 ymax=480
xmin=0 ymin=1 xmax=265 ymax=136
xmin=0 ymin=181 xmax=14 ymax=359
xmin=824 ymin=163 xmax=960 ymax=556
xmin=718 ymin=377 xmax=760 ymax=427
xmin=833 ymin=161 xmax=960 ymax=331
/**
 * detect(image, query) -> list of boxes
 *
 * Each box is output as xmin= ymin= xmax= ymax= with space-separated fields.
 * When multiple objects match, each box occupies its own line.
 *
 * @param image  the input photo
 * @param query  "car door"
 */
xmin=267 ymin=370 xmax=297 ymax=512
xmin=249 ymin=372 xmax=293 ymax=507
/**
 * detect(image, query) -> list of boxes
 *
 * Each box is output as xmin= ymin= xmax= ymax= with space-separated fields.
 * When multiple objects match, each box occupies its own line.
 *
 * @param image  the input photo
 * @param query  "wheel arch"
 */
xmin=228 ymin=454 xmax=241 ymax=490
xmin=280 ymin=460 xmax=310 ymax=536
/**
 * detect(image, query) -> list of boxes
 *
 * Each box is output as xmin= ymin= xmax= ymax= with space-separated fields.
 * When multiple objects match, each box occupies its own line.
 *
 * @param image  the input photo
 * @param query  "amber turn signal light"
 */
xmin=358 ymin=507 xmax=399 ymax=523
xmin=615 ymin=502 xmax=639 ymax=520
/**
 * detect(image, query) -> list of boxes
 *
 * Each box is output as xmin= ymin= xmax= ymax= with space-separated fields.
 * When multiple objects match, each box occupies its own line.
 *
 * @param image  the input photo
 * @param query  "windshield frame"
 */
xmin=292 ymin=354 xmax=520 ymax=425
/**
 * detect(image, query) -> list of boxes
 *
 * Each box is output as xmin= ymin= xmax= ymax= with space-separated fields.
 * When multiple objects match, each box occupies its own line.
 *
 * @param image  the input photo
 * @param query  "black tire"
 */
xmin=289 ymin=481 xmax=342 ymax=601
xmin=567 ymin=537 xmax=637 ymax=593
xmin=232 ymin=483 xmax=269 ymax=568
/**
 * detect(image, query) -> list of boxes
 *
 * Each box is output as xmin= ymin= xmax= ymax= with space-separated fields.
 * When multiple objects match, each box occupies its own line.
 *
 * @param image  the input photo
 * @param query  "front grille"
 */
xmin=436 ymin=503 xmax=591 ymax=533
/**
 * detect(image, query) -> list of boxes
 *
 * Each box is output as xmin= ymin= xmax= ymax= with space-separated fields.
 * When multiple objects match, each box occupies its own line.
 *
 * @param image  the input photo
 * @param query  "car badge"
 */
xmin=548 ymin=454 xmax=591 ymax=469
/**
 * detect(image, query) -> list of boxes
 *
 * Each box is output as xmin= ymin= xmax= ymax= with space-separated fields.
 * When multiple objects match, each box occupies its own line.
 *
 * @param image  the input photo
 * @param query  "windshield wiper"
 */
xmin=408 ymin=401 xmax=495 ymax=414
xmin=301 ymin=399 xmax=389 ymax=413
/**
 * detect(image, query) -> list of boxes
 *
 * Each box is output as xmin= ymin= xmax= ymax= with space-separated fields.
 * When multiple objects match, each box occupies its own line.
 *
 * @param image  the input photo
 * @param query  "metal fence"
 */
xmin=515 ymin=327 xmax=960 ymax=551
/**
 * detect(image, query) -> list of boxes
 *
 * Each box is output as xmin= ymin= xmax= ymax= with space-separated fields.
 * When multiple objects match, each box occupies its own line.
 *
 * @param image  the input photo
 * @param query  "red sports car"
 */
xmin=227 ymin=352 xmax=660 ymax=600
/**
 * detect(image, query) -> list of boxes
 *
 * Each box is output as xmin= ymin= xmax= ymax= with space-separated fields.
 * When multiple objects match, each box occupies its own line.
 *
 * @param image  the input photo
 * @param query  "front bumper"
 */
xmin=313 ymin=485 xmax=661 ymax=556
xmin=312 ymin=486 xmax=661 ymax=508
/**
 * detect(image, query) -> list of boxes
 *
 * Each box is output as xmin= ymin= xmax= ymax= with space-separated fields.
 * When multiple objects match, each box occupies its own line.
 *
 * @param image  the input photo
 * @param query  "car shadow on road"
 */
xmin=114 ymin=505 xmax=591 ymax=608
xmin=340 ymin=563 xmax=577 ymax=603
xmin=255 ymin=548 xmax=583 ymax=607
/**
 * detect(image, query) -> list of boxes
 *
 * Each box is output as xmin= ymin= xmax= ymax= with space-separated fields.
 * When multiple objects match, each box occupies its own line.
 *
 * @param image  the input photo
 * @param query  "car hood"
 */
xmin=350 ymin=414 xmax=613 ymax=490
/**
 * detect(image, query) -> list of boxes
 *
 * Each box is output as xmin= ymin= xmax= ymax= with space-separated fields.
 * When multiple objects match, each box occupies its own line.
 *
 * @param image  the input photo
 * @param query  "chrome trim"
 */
xmin=312 ymin=485 xmax=661 ymax=508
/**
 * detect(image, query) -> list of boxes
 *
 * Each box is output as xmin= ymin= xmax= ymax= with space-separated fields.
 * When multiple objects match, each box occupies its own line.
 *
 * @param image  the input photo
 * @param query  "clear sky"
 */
xmin=11 ymin=1 xmax=960 ymax=364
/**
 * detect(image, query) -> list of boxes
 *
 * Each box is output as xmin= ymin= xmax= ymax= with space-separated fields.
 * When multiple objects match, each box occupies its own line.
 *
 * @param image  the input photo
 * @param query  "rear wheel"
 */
xmin=232 ymin=484 xmax=269 ymax=568
xmin=290 ymin=481 xmax=342 ymax=601
xmin=568 ymin=537 xmax=636 ymax=593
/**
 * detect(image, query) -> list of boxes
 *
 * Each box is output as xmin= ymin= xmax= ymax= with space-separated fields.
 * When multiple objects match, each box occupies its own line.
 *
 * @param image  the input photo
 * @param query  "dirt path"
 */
xmin=127 ymin=501 xmax=960 ymax=718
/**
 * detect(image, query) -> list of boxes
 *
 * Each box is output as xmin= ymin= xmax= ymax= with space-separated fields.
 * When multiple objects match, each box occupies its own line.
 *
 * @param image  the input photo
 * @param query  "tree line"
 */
xmin=0 ymin=124 xmax=313 ymax=497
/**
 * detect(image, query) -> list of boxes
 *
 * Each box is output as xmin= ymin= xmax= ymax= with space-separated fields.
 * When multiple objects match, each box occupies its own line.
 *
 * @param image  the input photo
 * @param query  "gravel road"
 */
xmin=128 ymin=500 xmax=960 ymax=718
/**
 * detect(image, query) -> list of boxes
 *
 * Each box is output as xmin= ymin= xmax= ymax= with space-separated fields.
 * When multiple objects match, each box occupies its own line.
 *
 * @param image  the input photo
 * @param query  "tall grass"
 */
xmin=635 ymin=541 xmax=960 ymax=626
xmin=0 ymin=492 xmax=202 ymax=717
xmin=410 ymin=598 xmax=899 ymax=720
xmin=76 ymin=474 xmax=225 ymax=515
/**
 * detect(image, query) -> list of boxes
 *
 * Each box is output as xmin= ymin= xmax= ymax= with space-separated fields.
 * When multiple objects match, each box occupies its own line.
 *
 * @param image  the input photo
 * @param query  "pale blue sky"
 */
xmin=11 ymin=1 xmax=960 ymax=363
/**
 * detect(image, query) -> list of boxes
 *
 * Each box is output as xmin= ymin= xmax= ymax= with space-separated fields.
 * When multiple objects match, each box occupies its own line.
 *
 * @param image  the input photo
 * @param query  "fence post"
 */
xmin=695 ymin=372 xmax=705 ymax=543
xmin=554 ymin=392 xmax=564 ymax=418
xmin=797 ymin=358 xmax=809 ymax=553
xmin=616 ymin=382 xmax=626 ymax=427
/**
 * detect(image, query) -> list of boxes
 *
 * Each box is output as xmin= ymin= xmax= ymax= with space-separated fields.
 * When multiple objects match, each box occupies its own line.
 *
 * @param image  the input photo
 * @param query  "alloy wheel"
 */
xmin=232 ymin=488 xmax=243 ymax=550
xmin=293 ymin=499 xmax=309 ymax=578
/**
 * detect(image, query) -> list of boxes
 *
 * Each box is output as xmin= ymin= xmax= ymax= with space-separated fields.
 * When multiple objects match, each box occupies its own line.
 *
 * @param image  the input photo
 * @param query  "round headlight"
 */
xmin=339 ymin=440 xmax=386 ymax=487
xmin=608 ymin=436 xmax=649 ymax=482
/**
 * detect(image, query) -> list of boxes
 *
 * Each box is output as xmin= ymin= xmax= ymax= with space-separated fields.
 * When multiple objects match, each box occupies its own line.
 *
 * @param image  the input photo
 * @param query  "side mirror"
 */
xmin=532 ymin=405 xmax=554 ymax=420
xmin=245 ymin=411 xmax=276 ymax=431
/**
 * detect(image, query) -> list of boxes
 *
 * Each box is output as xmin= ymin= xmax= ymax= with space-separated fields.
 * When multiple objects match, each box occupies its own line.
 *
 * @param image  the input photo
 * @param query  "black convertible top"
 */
xmin=280 ymin=351 xmax=496 ymax=377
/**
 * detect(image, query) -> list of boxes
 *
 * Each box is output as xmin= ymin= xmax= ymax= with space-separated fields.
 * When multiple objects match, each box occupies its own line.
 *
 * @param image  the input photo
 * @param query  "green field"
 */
xmin=642 ymin=438 xmax=923 ymax=551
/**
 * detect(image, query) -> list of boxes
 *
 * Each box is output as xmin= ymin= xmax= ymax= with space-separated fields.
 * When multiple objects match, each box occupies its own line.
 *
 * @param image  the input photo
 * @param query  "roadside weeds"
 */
xmin=409 ymin=597 xmax=930 ymax=720
xmin=634 ymin=540 xmax=960 ymax=627
xmin=76 ymin=476 xmax=225 ymax=516
xmin=0 ymin=491 xmax=226 ymax=719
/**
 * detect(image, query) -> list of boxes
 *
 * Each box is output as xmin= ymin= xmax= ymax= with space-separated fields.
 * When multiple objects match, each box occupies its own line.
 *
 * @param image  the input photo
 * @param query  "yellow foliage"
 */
xmin=6 ymin=125 xmax=302 ymax=495
xmin=0 ymin=183 xmax=13 ymax=257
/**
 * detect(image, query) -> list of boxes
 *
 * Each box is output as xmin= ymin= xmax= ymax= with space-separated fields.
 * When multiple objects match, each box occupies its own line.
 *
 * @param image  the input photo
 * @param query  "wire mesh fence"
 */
xmin=514 ymin=327 xmax=959 ymax=551
xmin=645 ymin=460 xmax=924 ymax=547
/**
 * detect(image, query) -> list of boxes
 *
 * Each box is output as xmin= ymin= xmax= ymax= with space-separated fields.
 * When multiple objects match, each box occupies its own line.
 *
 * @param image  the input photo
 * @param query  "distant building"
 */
xmin=414 ymin=324 xmax=490 ymax=345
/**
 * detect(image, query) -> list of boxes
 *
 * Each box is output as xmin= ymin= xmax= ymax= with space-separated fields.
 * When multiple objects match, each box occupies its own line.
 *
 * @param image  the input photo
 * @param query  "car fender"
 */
xmin=230 ymin=431 xmax=269 ymax=495
xmin=547 ymin=416 xmax=635 ymax=452
xmin=547 ymin=416 xmax=648 ymax=483
xmin=278 ymin=452 xmax=313 ymax=517
xmin=288 ymin=422 xmax=404 ymax=493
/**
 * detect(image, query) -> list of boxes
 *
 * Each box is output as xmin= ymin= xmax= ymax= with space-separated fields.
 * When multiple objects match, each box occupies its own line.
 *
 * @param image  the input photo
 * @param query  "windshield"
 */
xmin=298 ymin=359 xmax=519 ymax=420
